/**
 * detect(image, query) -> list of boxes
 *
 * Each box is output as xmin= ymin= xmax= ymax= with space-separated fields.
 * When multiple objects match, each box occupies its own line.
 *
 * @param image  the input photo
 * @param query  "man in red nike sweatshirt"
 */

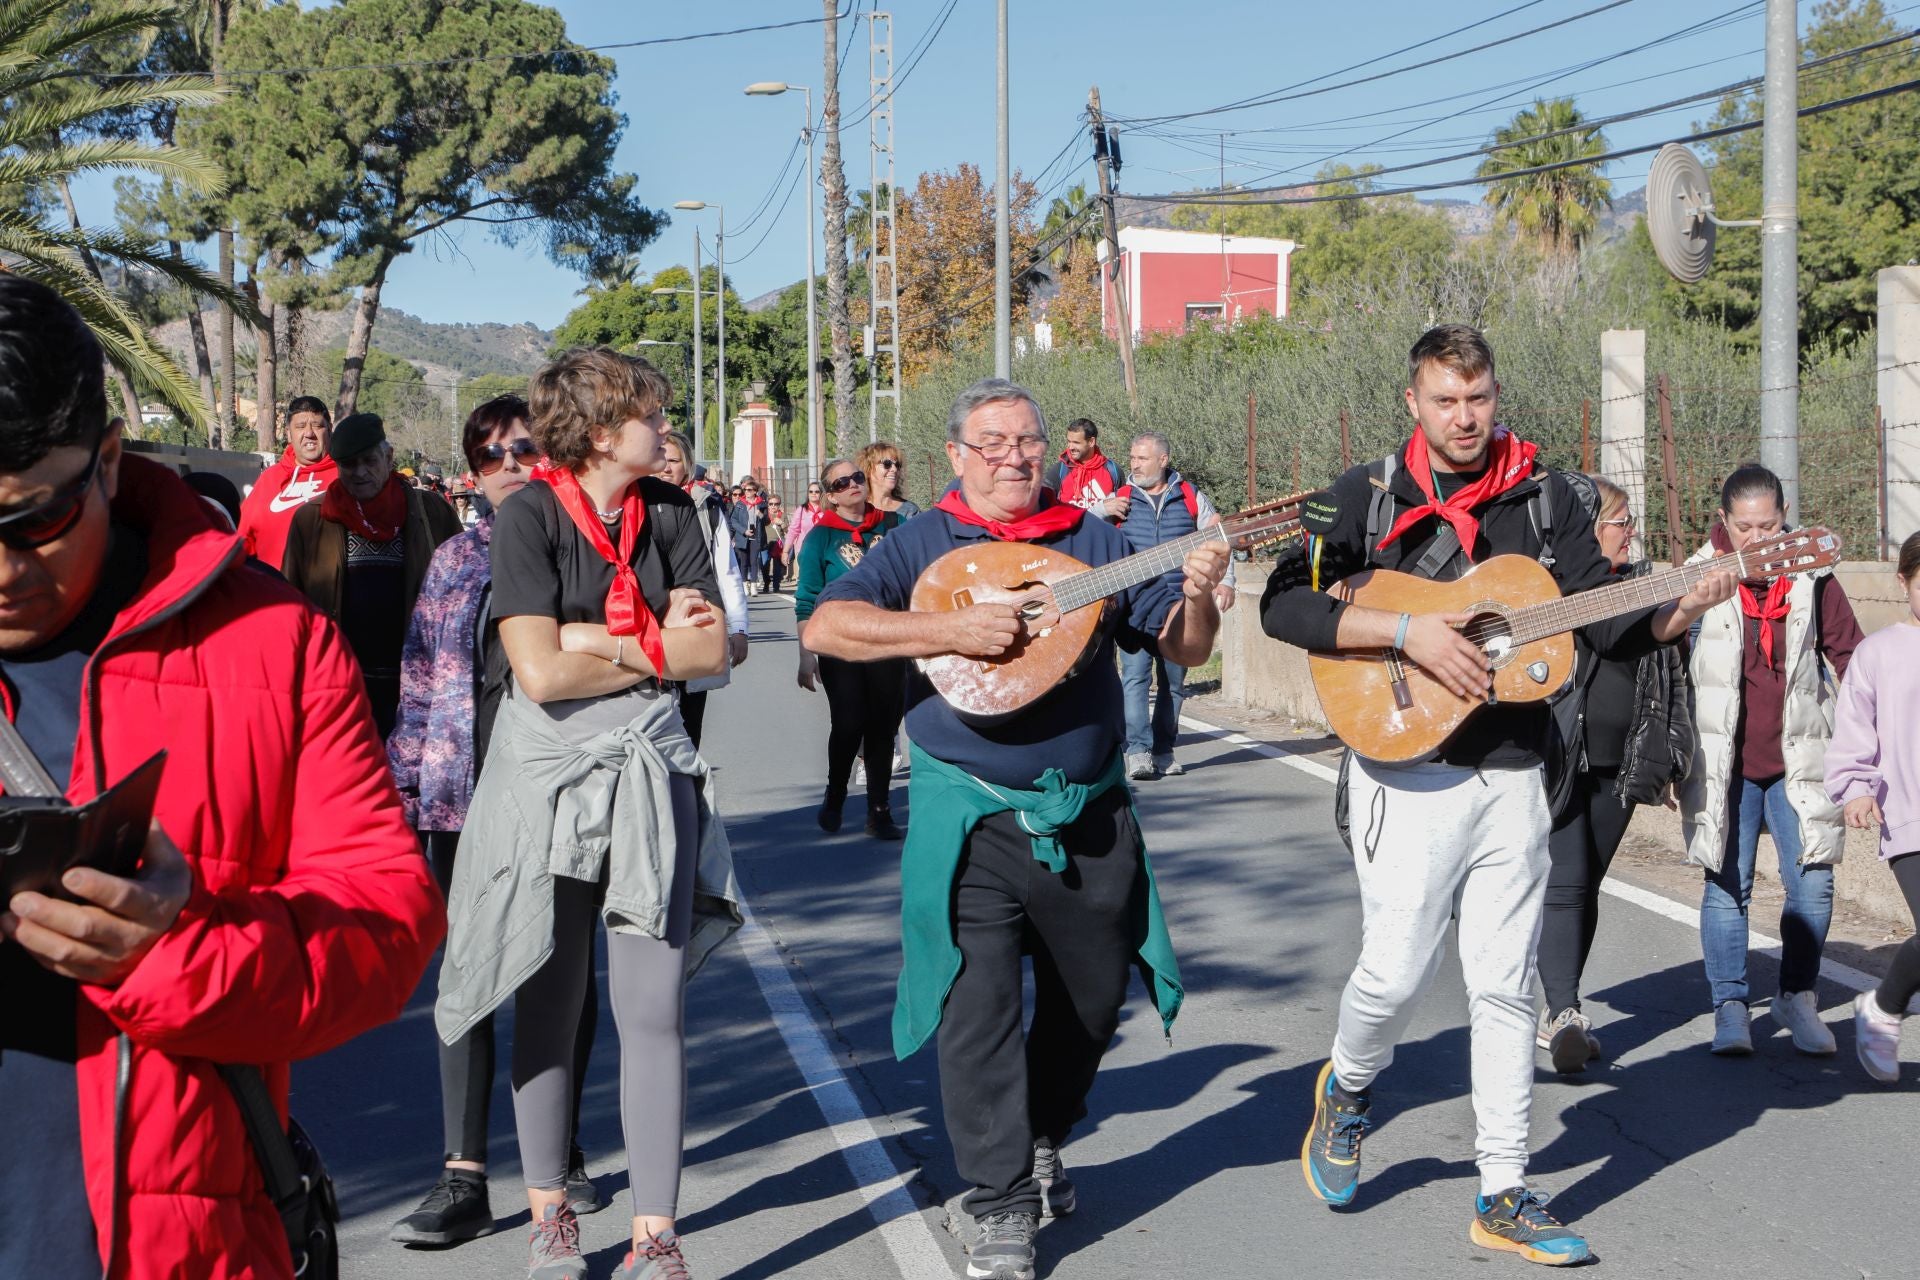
xmin=236 ymin=395 xmax=337 ymax=567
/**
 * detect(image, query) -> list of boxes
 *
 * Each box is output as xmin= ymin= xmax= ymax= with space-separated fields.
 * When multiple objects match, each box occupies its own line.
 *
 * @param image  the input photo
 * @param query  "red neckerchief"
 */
xmin=1739 ymin=576 xmax=1792 ymax=669
xmin=742 ymin=493 xmax=766 ymax=509
xmin=816 ymin=505 xmax=886 ymax=544
xmin=540 ymin=469 xmax=668 ymax=677
xmin=320 ymin=473 xmax=408 ymax=542
xmin=934 ymin=489 xmax=1085 ymax=541
xmin=1375 ymin=426 xmax=1539 ymax=561
xmin=1055 ymin=446 xmax=1115 ymax=505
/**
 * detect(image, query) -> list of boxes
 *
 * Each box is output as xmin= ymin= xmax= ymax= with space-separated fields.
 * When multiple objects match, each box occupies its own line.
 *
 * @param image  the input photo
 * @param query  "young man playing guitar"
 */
xmin=805 ymin=377 xmax=1228 ymax=1280
xmin=1261 ymin=325 xmax=1734 ymax=1266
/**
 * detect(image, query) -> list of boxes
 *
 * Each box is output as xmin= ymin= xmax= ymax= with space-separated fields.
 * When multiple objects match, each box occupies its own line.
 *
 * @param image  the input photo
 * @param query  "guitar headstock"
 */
xmin=1219 ymin=493 xmax=1309 ymax=555
xmin=1741 ymin=526 xmax=1844 ymax=579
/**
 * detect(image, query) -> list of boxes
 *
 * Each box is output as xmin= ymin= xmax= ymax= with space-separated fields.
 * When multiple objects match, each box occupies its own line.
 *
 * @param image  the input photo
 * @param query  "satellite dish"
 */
xmin=1646 ymin=144 xmax=1717 ymax=283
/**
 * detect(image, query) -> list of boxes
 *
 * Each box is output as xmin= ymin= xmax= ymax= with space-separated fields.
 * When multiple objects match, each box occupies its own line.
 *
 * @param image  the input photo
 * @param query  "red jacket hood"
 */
xmin=261 ymin=446 xmax=338 ymax=487
xmin=106 ymin=455 xmax=245 ymax=644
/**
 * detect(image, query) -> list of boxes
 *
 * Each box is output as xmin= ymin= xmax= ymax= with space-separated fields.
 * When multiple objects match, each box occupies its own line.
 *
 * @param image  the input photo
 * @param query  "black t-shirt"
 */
xmin=0 ymin=524 xmax=148 ymax=1275
xmin=339 ymin=531 xmax=407 ymax=679
xmin=487 ymin=478 xmax=721 ymax=691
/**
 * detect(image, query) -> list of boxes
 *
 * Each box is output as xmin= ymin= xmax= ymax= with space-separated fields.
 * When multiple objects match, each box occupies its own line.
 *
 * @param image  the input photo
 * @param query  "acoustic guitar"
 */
xmin=911 ymin=496 xmax=1307 ymax=721
xmin=1309 ymin=526 xmax=1843 ymax=764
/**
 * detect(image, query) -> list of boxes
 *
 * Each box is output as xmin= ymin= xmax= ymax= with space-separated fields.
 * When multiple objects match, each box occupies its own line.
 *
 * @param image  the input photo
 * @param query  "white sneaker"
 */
xmin=1774 ymin=989 xmax=1837 ymax=1056
xmin=853 ymin=760 xmax=866 ymax=787
xmin=891 ymin=750 xmax=908 ymax=777
xmin=1126 ymin=753 xmax=1156 ymax=781
xmin=1152 ymin=752 xmax=1184 ymax=777
xmin=1854 ymin=991 xmax=1905 ymax=1083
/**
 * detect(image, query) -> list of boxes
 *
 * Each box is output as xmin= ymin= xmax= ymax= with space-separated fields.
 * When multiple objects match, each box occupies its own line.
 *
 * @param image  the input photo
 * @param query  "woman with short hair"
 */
xmin=858 ymin=440 xmax=920 ymax=519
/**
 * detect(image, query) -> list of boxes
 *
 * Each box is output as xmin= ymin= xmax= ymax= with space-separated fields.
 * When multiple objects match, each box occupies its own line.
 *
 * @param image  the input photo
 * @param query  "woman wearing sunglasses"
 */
xmin=387 ymin=396 xmax=605 ymax=1245
xmin=858 ymin=440 xmax=920 ymax=520
xmin=784 ymin=479 xmax=827 ymax=568
xmin=794 ymin=459 xmax=906 ymax=838
xmin=1535 ymin=476 xmax=1696 ymax=1074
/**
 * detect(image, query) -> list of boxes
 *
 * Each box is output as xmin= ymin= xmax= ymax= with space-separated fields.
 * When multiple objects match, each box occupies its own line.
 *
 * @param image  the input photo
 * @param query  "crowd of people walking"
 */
xmin=1 ymin=275 xmax=1912 ymax=1280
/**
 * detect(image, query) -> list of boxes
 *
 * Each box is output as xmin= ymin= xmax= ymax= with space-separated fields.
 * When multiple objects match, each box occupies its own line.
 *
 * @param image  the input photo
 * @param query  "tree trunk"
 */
xmin=54 ymin=176 xmax=143 ymax=431
xmin=821 ymin=0 xmax=856 ymax=454
xmin=172 ymin=242 xmax=218 ymax=413
xmin=335 ymin=256 xmax=391 ymax=419
xmin=211 ymin=0 xmax=232 ymax=451
xmin=253 ymin=261 xmax=277 ymax=446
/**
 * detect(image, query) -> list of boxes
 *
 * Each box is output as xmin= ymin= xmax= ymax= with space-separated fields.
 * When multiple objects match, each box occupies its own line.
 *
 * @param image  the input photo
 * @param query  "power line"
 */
xmin=841 ymin=0 xmax=960 ymax=131
xmin=1125 ymin=73 xmax=1920 ymax=207
xmin=86 ymin=5 xmax=858 ymax=81
xmin=725 ymin=157 xmax=809 ymax=268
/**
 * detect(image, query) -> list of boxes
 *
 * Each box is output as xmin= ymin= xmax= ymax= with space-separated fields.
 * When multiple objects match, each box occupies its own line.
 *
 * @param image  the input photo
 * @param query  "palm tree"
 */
xmin=574 ymin=251 xmax=641 ymax=296
xmin=1038 ymin=184 xmax=1100 ymax=279
xmin=0 ymin=0 xmax=258 ymax=428
xmin=1475 ymin=98 xmax=1613 ymax=257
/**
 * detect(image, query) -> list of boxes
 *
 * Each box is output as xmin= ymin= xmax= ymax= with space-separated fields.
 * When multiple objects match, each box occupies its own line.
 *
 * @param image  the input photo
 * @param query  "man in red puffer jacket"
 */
xmin=0 ymin=277 xmax=444 ymax=1277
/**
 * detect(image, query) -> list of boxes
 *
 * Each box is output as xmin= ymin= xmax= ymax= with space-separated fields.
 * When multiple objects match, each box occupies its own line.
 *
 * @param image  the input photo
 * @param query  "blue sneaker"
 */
xmin=1470 ymin=1188 xmax=1592 ymax=1266
xmin=1300 ymin=1061 xmax=1370 ymax=1206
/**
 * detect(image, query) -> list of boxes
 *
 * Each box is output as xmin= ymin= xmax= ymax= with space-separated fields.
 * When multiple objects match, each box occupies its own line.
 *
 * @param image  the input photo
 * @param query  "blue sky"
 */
xmin=77 ymin=0 xmax=1874 ymax=330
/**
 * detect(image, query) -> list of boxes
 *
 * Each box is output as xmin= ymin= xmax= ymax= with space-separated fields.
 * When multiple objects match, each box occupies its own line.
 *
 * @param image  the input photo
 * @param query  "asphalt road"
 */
xmin=306 ymin=592 xmax=1918 ymax=1279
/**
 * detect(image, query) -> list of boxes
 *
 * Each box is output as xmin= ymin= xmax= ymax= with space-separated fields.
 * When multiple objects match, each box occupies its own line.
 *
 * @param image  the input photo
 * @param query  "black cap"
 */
xmin=330 ymin=412 xmax=386 ymax=462
xmin=421 ymin=461 xmax=444 ymax=480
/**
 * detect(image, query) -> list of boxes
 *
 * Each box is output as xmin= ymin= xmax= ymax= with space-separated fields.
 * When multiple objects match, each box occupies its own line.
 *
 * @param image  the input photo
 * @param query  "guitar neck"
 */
xmin=1051 ymin=523 xmax=1233 ymax=613
xmin=1507 ymin=550 xmax=1748 ymax=645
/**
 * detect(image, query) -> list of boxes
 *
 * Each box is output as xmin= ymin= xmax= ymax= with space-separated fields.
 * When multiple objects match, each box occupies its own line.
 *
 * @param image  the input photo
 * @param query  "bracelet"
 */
xmin=612 ymin=635 xmax=626 ymax=669
xmin=1394 ymin=613 xmax=1411 ymax=650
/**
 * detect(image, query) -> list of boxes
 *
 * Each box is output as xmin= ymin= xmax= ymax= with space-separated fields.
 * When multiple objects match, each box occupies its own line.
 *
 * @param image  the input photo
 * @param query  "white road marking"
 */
xmin=1179 ymin=712 xmax=1892 ymax=999
xmin=733 ymin=897 xmax=955 ymax=1278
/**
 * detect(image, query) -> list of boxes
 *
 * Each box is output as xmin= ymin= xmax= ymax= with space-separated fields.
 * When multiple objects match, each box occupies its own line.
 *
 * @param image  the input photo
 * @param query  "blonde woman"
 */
xmin=858 ymin=440 xmax=920 ymax=519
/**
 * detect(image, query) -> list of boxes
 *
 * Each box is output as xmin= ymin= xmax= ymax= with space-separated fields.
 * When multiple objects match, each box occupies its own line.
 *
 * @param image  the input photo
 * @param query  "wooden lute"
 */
xmin=911 ymin=496 xmax=1307 ymax=721
xmin=1309 ymin=526 xmax=1843 ymax=764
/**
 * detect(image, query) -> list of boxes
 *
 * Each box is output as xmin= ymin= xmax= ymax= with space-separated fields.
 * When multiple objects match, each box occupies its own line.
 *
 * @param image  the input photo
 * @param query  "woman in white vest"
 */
xmin=1680 ymin=464 xmax=1863 ymax=1056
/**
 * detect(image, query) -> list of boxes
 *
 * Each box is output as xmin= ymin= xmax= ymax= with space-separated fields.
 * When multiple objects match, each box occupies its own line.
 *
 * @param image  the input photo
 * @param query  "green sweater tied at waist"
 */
xmin=893 ymin=743 xmax=1184 ymax=1060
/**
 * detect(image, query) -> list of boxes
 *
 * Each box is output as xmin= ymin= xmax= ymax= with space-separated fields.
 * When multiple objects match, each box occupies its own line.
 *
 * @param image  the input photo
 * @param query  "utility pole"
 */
xmin=716 ymin=210 xmax=727 ymax=482
xmin=993 ymin=0 xmax=1011 ymax=380
xmin=211 ymin=0 xmax=232 ymax=450
xmin=448 ymin=373 xmax=460 ymax=472
xmin=1088 ymin=86 xmax=1139 ymax=410
xmin=803 ymin=88 xmax=821 ymax=480
xmin=1759 ymin=0 xmax=1800 ymax=510
xmin=821 ymin=0 xmax=857 ymax=455
xmin=692 ymin=231 xmax=705 ymax=458
xmin=868 ymin=13 xmax=900 ymax=440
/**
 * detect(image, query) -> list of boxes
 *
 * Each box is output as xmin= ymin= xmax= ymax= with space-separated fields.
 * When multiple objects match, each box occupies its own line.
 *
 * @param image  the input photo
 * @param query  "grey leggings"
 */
xmin=511 ymin=774 xmax=697 ymax=1217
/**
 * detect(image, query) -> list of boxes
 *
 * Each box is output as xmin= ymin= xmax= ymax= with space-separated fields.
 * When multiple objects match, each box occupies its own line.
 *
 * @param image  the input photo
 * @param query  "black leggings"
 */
xmin=1876 ymin=852 xmax=1920 ymax=1017
xmin=426 ymin=832 xmax=598 ymax=1164
xmin=1538 ymin=769 xmax=1636 ymax=1018
xmin=817 ymin=655 xmax=907 ymax=807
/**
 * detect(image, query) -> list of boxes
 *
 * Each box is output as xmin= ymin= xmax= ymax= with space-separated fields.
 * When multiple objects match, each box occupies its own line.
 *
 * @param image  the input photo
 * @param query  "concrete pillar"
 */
xmin=1600 ymin=329 xmax=1648 ymax=547
xmin=1881 ymin=266 xmax=1920 ymax=547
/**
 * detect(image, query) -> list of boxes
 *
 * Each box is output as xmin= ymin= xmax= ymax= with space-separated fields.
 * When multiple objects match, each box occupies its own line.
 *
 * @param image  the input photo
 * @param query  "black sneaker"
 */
xmin=390 ymin=1168 xmax=493 ymax=1246
xmin=1301 ymin=1060 xmax=1370 ymax=1207
xmin=1032 ymin=1138 xmax=1076 ymax=1217
xmin=865 ymin=805 xmax=905 ymax=840
xmin=818 ymin=786 xmax=846 ymax=834
xmin=564 ymin=1145 xmax=604 ymax=1216
xmin=1469 ymin=1187 xmax=1592 ymax=1266
xmin=966 ymin=1211 xmax=1038 ymax=1280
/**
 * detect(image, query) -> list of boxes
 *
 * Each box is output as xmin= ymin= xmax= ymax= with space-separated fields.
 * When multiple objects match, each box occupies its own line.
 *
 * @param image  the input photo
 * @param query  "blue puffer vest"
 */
xmin=1119 ymin=471 xmax=1200 ymax=587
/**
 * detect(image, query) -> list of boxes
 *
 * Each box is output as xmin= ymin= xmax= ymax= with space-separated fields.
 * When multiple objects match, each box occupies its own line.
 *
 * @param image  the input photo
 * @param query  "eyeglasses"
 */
xmin=472 ymin=438 xmax=541 ymax=475
xmin=956 ymin=434 xmax=1047 ymax=465
xmin=0 ymin=448 xmax=100 ymax=550
xmin=874 ymin=458 xmax=900 ymax=470
xmin=1598 ymin=514 xmax=1635 ymax=530
xmin=826 ymin=470 xmax=867 ymax=494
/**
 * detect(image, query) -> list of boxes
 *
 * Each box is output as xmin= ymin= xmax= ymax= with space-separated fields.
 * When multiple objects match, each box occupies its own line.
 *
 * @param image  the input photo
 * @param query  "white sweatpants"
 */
xmin=1331 ymin=756 xmax=1551 ymax=1197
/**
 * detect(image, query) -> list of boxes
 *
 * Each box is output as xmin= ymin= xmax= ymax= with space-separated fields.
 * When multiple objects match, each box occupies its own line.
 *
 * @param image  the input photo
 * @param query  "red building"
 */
xmin=1097 ymin=226 xmax=1297 ymax=340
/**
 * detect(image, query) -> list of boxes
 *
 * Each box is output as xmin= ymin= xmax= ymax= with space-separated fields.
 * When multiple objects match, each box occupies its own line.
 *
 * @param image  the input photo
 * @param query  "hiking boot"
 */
xmin=1711 ymin=1001 xmax=1753 ymax=1055
xmin=966 ymin=1211 xmax=1038 ymax=1280
xmin=614 ymin=1229 xmax=693 ymax=1280
xmin=526 ymin=1203 xmax=586 ymax=1280
xmin=1032 ymin=1138 xmax=1076 ymax=1218
xmin=1854 ymin=991 xmax=1905 ymax=1084
xmin=389 ymin=1168 xmax=493 ymax=1246
xmin=1301 ymin=1060 xmax=1370 ymax=1207
xmin=817 ymin=785 xmax=846 ymax=834
xmin=1126 ymin=753 xmax=1156 ymax=781
xmin=1539 ymin=1007 xmax=1594 ymax=1075
xmin=1774 ymin=989 xmax=1837 ymax=1055
xmin=1469 ymin=1187 xmax=1592 ymax=1267
xmin=865 ymin=805 xmax=905 ymax=840
xmin=564 ymin=1146 xmax=603 ymax=1216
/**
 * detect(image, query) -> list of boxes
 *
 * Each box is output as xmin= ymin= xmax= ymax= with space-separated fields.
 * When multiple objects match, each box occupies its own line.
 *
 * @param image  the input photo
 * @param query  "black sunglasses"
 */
xmin=826 ymin=470 xmax=866 ymax=494
xmin=874 ymin=458 xmax=900 ymax=470
xmin=472 ymin=438 xmax=541 ymax=475
xmin=0 ymin=448 xmax=100 ymax=550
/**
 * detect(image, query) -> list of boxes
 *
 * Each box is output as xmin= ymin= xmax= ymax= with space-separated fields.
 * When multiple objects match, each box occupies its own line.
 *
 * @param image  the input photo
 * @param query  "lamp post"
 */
xmin=674 ymin=200 xmax=725 ymax=480
xmin=631 ymin=339 xmax=693 ymax=438
xmin=746 ymin=81 xmax=820 ymax=483
xmin=647 ymin=288 xmax=717 ymax=464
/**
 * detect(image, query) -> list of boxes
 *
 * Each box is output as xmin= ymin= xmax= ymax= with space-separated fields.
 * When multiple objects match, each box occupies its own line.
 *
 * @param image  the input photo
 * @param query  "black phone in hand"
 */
xmin=0 ymin=751 xmax=167 ymax=902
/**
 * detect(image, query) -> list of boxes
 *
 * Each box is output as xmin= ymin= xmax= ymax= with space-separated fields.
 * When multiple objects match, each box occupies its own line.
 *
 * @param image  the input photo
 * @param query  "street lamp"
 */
xmin=631 ymin=339 xmax=693 ymax=435
xmin=674 ymin=200 xmax=725 ymax=480
xmin=746 ymin=81 xmax=820 ymax=482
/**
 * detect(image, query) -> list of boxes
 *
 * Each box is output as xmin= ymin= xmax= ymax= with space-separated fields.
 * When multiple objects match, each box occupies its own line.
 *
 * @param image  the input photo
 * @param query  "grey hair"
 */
xmin=945 ymin=377 xmax=1048 ymax=444
xmin=1131 ymin=429 xmax=1171 ymax=459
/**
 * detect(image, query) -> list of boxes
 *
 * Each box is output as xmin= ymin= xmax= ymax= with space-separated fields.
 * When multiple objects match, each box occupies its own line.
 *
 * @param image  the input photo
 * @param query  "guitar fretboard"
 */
xmin=1051 ymin=521 xmax=1241 ymax=613
xmin=1502 ymin=546 xmax=1759 ymax=645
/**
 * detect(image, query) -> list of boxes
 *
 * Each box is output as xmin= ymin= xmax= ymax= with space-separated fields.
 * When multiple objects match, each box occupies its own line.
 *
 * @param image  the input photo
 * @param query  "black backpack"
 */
xmin=1332 ymin=457 xmax=1576 ymax=858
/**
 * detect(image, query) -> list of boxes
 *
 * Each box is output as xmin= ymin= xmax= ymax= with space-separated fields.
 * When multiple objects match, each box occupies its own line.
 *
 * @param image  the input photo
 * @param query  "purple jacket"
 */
xmin=389 ymin=514 xmax=494 ymax=832
xmin=1825 ymin=621 xmax=1920 ymax=860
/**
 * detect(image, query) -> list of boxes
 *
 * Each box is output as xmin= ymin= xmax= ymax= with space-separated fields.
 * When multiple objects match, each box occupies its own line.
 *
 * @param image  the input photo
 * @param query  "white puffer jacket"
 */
xmin=1678 ymin=542 xmax=1844 ymax=871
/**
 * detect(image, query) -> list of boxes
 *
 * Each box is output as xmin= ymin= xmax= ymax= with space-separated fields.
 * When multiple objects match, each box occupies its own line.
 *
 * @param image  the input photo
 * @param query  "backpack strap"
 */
xmin=1363 ymin=455 xmax=1394 ymax=567
xmin=1179 ymin=481 xmax=1198 ymax=521
xmin=1530 ymin=468 xmax=1558 ymax=568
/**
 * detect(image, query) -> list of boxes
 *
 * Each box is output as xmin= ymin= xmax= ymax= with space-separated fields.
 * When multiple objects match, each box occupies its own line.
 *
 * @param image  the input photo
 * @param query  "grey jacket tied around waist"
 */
xmin=435 ymin=688 xmax=743 ymax=1046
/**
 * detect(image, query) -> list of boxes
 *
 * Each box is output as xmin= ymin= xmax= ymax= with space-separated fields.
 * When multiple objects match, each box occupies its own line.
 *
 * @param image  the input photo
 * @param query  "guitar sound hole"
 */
xmin=1462 ymin=610 xmax=1515 ymax=667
